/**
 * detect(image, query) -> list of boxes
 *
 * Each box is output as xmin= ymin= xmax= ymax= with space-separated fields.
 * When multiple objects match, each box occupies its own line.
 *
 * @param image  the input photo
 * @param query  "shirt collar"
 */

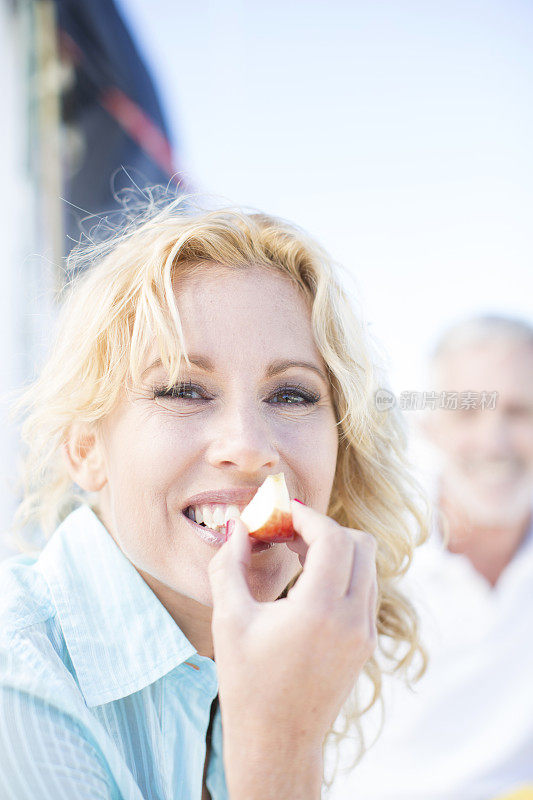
xmin=37 ymin=504 xmax=201 ymax=707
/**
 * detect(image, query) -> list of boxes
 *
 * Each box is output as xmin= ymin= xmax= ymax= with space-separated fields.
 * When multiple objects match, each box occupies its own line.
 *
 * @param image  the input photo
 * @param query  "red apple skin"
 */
xmin=247 ymin=509 xmax=296 ymax=543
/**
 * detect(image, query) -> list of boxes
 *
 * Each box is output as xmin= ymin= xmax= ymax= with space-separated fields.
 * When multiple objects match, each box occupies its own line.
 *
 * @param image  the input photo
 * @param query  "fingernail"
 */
xmin=293 ymin=498 xmax=305 ymax=505
xmin=225 ymin=518 xmax=235 ymax=541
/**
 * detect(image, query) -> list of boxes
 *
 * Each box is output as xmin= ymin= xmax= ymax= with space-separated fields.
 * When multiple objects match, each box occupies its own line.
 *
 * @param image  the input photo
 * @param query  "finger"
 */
xmin=287 ymin=500 xmax=356 ymax=604
xmin=284 ymin=532 xmax=308 ymax=567
xmin=345 ymin=532 xmax=378 ymax=627
xmin=367 ymin=575 xmax=378 ymax=638
xmin=208 ymin=517 xmax=255 ymax=617
xmin=346 ymin=531 xmax=377 ymax=597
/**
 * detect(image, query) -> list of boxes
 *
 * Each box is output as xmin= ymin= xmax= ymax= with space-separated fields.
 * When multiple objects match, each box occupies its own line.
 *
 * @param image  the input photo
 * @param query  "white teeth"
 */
xmin=224 ymin=504 xmax=241 ymax=523
xmin=466 ymin=462 xmax=519 ymax=479
xmin=188 ymin=503 xmax=242 ymax=531
xmin=212 ymin=506 xmax=225 ymax=526
xmin=202 ymin=506 xmax=216 ymax=529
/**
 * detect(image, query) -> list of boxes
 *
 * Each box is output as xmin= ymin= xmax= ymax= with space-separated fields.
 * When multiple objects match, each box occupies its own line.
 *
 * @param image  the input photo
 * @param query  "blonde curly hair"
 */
xmin=11 ymin=190 xmax=429 ymax=790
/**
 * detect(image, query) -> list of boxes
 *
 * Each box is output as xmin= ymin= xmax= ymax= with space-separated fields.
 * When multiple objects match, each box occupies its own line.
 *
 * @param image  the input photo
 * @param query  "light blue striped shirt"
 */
xmin=0 ymin=505 xmax=228 ymax=799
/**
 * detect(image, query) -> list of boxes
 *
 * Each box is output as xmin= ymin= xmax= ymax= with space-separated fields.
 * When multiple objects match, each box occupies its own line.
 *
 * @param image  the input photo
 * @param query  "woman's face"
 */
xmin=95 ymin=265 xmax=339 ymax=606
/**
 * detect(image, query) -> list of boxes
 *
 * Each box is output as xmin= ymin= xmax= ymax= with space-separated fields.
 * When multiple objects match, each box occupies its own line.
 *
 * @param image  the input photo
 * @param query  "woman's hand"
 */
xmin=208 ymin=499 xmax=378 ymax=800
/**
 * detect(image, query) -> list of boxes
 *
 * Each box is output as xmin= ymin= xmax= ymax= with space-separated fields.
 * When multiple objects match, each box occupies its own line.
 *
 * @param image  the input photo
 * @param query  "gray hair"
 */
xmin=431 ymin=314 xmax=533 ymax=363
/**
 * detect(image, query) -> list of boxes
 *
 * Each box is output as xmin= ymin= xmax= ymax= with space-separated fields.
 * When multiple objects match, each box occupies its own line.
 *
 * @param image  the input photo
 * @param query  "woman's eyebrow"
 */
xmin=142 ymin=355 xmax=328 ymax=383
xmin=265 ymin=358 xmax=328 ymax=384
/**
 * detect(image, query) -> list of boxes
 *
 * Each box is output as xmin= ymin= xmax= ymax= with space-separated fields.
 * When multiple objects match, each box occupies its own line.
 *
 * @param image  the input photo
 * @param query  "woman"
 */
xmin=0 ymin=195 xmax=428 ymax=799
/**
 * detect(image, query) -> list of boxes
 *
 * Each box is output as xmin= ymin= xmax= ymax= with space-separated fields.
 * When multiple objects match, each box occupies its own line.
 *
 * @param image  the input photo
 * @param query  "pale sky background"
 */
xmin=115 ymin=0 xmax=533 ymax=396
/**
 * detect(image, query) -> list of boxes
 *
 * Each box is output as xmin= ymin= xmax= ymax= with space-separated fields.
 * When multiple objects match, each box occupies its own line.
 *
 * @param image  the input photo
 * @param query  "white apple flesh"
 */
xmin=239 ymin=473 xmax=295 ymax=543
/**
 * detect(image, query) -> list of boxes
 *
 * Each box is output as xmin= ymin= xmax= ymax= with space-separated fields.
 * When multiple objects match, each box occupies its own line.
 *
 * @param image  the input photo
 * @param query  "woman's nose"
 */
xmin=204 ymin=401 xmax=280 ymax=473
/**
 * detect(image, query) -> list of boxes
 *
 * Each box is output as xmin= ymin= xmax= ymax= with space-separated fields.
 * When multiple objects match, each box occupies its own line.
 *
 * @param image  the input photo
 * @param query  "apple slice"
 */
xmin=239 ymin=473 xmax=296 ymax=543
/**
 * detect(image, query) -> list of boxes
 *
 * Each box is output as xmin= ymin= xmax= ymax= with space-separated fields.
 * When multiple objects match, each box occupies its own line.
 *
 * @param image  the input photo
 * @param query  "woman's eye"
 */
xmin=154 ymin=381 xmax=205 ymax=400
xmin=269 ymin=384 xmax=320 ymax=406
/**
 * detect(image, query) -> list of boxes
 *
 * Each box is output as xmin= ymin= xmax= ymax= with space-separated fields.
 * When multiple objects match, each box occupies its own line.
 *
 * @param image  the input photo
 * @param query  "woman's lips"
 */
xmin=181 ymin=510 xmax=274 ymax=553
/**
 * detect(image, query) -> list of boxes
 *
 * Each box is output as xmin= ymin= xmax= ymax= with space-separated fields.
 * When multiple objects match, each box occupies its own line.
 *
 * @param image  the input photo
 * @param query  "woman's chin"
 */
xmin=160 ymin=545 xmax=300 ymax=607
xmin=181 ymin=574 xmax=294 ymax=608
xmin=244 ymin=559 xmax=301 ymax=603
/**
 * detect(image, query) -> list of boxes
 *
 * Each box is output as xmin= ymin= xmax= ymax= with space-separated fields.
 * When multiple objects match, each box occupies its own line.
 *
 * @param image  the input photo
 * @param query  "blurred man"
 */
xmin=327 ymin=315 xmax=533 ymax=800
xmin=426 ymin=315 xmax=533 ymax=588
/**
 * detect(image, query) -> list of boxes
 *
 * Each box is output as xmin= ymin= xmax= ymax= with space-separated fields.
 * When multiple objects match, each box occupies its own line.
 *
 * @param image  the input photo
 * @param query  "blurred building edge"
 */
xmin=0 ymin=0 xmax=39 ymax=559
xmin=0 ymin=0 xmax=186 ymax=558
xmin=50 ymin=0 xmax=188 ymax=276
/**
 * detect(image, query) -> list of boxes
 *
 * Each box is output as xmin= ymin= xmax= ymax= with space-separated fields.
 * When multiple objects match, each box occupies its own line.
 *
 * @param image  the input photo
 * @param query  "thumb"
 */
xmin=208 ymin=517 xmax=255 ymax=616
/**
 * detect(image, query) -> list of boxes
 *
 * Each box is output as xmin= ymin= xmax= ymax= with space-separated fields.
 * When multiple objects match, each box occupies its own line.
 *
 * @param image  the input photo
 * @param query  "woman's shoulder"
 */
xmin=0 ymin=553 xmax=55 ymax=639
xmin=0 ymin=555 xmax=128 ymax=800
xmin=0 ymin=503 xmax=102 ymax=644
xmin=0 ymin=554 xmax=84 ymax=712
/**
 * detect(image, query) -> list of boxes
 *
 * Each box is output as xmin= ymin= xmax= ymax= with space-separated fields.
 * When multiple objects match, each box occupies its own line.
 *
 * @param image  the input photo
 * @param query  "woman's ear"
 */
xmin=62 ymin=423 xmax=108 ymax=492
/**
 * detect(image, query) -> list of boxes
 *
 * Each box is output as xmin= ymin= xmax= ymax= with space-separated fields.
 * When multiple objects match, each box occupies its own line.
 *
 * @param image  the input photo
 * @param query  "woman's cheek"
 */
xmin=277 ymin=413 xmax=338 ymax=488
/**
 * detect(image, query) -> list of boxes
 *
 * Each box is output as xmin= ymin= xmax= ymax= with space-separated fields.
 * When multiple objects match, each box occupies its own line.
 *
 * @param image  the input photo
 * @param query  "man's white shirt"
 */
xmin=325 ymin=502 xmax=533 ymax=800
